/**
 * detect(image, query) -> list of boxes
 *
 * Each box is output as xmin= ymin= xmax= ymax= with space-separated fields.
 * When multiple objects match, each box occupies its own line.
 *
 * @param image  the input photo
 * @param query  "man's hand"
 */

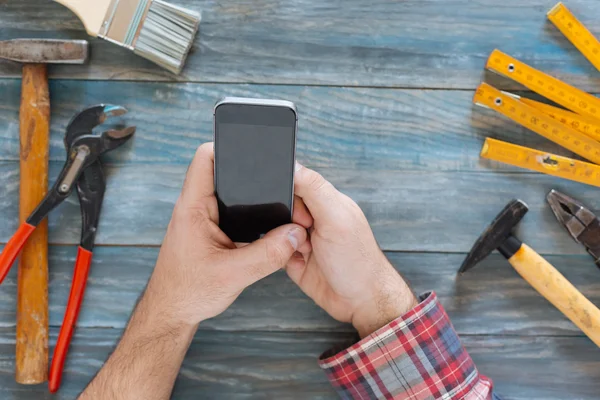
xmin=287 ymin=164 xmax=418 ymax=338
xmin=81 ymin=143 xmax=311 ymax=399
xmin=146 ymin=142 xmax=311 ymax=327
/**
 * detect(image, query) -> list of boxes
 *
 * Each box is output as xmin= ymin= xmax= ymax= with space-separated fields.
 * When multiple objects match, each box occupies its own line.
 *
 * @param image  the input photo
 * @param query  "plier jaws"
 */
xmin=547 ymin=190 xmax=600 ymax=267
xmin=26 ymin=106 xmax=135 ymax=228
xmin=64 ymin=104 xmax=131 ymax=146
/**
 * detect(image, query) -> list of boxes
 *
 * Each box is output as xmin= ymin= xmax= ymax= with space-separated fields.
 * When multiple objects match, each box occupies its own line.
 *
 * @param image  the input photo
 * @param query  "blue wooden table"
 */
xmin=1 ymin=1 xmax=600 ymax=398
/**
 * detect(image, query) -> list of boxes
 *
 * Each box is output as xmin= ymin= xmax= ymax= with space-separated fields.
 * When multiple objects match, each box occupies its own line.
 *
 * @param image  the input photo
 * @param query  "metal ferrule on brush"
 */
xmin=98 ymin=0 xmax=201 ymax=74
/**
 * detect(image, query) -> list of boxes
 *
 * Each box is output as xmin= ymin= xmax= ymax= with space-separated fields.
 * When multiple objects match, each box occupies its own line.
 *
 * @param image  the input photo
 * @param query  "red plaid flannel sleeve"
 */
xmin=319 ymin=292 xmax=494 ymax=400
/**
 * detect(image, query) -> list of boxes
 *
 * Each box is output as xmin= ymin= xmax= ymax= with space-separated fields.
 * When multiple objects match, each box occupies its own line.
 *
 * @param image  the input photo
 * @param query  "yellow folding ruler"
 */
xmin=474 ymin=83 xmax=600 ymax=164
xmin=476 ymin=2 xmax=600 ymax=186
xmin=520 ymin=97 xmax=600 ymax=142
xmin=485 ymin=49 xmax=600 ymax=119
xmin=548 ymin=2 xmax=600 ymax=72
xmin=481 ymin=138 xmax=600 ymax=187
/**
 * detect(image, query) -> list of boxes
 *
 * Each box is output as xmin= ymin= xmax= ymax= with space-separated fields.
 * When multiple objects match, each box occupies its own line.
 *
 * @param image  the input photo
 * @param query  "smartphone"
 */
xmin=214 ymin=97 xmax=297 ymax=243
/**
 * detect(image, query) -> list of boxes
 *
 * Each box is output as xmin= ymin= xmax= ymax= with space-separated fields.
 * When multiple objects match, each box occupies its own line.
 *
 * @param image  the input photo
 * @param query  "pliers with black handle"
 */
xmin=0 ymin=105 xmax=135 ymax=392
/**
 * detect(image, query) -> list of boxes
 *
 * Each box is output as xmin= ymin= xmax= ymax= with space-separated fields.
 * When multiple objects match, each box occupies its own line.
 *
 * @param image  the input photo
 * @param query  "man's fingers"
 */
xmin=294 ymin=163 xmax=340 ymax=220
xmin=292 ymin=196 xmax=314 ymax=229
xmin=181 ymin=142 xmax=215 ymax=204
xmin=285 ymin=252 xmax=321 ymax=302
xmin=297 ymin=236 xmax=312 ymax=253
xmin=285 ymin=252 xmax=307 ymax=281
xmin=228 ymin=224 xmax=308 ymax=288
xmin=179 ymin=142 xmax=218 ymax=220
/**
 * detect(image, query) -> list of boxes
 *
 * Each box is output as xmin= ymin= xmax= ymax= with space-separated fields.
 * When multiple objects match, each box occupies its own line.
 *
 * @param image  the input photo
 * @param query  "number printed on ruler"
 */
xmin=474 ymin=83 xmax=600 ymax=164
xmin=520 ymin=97 xmax=600 ymax=142
xmin=485 ymin=49 xmax=600 ymax=120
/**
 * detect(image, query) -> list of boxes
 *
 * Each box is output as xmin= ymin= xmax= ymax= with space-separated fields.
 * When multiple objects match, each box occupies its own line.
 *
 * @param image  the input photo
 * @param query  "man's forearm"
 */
xmin=80 ymin=287 xmax=197 ymax=400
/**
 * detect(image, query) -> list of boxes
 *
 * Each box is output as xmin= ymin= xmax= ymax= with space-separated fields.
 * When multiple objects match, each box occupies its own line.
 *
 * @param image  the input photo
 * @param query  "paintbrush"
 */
xmin=54 ymin=0 xmax=201 ymax=74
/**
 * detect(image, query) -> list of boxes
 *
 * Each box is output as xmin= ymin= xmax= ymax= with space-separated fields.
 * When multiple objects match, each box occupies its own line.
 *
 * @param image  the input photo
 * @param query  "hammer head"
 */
xmin=458 ymin=199 xmax=528 ymax=274
xmin=0 ymin=39 xmax=88 ymax=64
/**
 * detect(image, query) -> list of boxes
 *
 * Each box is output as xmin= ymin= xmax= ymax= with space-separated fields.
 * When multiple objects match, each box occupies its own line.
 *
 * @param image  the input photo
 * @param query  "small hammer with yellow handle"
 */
xmin=459 ymin=199 xmax=600 ymax=347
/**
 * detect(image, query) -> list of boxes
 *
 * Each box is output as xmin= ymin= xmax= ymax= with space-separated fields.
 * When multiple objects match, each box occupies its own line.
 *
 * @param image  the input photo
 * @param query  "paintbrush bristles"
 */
xmin=133 ymin=0 xmax=201 ymax=74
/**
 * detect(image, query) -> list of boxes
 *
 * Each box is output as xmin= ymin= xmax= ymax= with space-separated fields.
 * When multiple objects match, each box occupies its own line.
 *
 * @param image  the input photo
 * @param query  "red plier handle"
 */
xmin=0 ymin=223 xmax=36 ymax=283
xmin=49 ymin=246 xmax=93 ymax=393
xmin=0 ymin=224 xmax=94 ymax=393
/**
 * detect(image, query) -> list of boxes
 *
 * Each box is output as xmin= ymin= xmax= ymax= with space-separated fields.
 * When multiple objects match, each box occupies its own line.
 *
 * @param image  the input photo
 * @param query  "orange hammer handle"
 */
xmin=16 ymin=63 xmax=50 ymax=384
xmin=509 ymin=244 xmax=600 ymax=347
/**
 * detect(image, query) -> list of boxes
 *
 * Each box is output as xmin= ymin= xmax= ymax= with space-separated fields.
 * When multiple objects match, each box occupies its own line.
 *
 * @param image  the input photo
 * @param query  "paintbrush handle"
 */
xmin=509 ymin=244 xmax=600 ymax=347
xmin=54 ymin=0 xmax=112 ymax=36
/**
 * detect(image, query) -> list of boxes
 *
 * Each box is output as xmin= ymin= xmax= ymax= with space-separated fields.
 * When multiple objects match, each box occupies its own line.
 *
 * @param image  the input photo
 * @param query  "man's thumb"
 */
xmin=229 ymin=224 xmax=308 ymax=287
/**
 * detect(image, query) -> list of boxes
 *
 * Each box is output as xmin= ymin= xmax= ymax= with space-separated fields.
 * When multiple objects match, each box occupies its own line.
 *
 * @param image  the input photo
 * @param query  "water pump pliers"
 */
xmin=0 ymin=105 xmax=135 ymax=392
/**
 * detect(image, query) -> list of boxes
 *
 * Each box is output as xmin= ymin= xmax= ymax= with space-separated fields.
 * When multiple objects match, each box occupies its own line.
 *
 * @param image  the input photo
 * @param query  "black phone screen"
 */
xmin=214 ymin=102 xmax=297 ymax=242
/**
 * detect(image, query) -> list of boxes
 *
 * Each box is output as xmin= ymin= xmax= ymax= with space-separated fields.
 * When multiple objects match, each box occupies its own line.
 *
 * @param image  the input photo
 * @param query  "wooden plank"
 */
xmin=466 ymin=335 xmax=600 ymax=400
xmin=0 ymin=246 xmax=598 ymax=337
xmin=0 ymin=328 xmax=597 ymax=399
xmin=0 ymin=162 xmax=597 ymax=254
xmin=0 ymin=80 xmax=589 ymax=169
xmin=1 ymin=1 xmax=600 ymax=89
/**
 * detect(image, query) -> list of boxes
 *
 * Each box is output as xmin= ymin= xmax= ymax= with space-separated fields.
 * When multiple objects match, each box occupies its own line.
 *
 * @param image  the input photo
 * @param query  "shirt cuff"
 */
xmin=319 ymin=292 xmax=493 ymax=399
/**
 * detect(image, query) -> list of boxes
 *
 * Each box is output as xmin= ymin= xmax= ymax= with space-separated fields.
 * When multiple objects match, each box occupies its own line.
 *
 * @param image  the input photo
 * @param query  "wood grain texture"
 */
xmin=17 ymin=64 xmax=49 ymax=384
xmin=2 ymin=0 xmax=600 ymax=397
xmin=0 ymin=80 xmax=593 ymax=169
xmin=0 ymin=162 xmax=598 ymax=254
xmin=0 ymin=246 xmax=599 ymax=337
xmin=2 ymin=1 xmax=600 ymax=89
xmin=508 ymin=244 xmax=600 ymax=347
xmin=0 ymin=328 xmax=597 ymax=399
xmin=52 ymin=0 xmax=110 ymax=36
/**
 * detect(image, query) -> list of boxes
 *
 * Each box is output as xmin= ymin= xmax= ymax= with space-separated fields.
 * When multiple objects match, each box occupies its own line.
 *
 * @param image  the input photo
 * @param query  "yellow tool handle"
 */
xmin=485 ymin=49 xmax=600 ymax=120
xmin=520 ymin=98 xmax=600 ymax=142
xmin=474 ymin=82 xmax=600 ymax=164
xmin=548 ymin=2 xmax=600 ymax=72
xmin=16 ymin=64 xmax=50 ymax=384
xmin=509 ymin=244 xmax=600 ymax=347
xmin=481 ymin=138 xmax=600 ymax=187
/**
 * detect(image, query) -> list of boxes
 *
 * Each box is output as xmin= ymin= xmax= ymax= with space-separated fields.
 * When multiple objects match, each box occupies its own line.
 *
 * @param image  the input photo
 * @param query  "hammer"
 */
xmin=0 ymin=39 xmax=88 ymax=384
xmin=459 ymin=199 xmax=600 ymax=347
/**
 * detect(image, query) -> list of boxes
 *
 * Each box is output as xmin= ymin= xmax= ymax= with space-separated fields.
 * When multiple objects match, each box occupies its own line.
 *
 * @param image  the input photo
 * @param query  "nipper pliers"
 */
xmin=547 ymin=190 xmax=600 ymax=268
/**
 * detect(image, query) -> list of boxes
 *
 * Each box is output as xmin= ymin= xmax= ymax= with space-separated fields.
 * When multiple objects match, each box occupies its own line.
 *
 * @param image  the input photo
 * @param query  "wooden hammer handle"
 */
xmin=509 ymin=244 xmax=600 ymax=347
xmin=16 ymin=63 xmax=50 ymax=384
